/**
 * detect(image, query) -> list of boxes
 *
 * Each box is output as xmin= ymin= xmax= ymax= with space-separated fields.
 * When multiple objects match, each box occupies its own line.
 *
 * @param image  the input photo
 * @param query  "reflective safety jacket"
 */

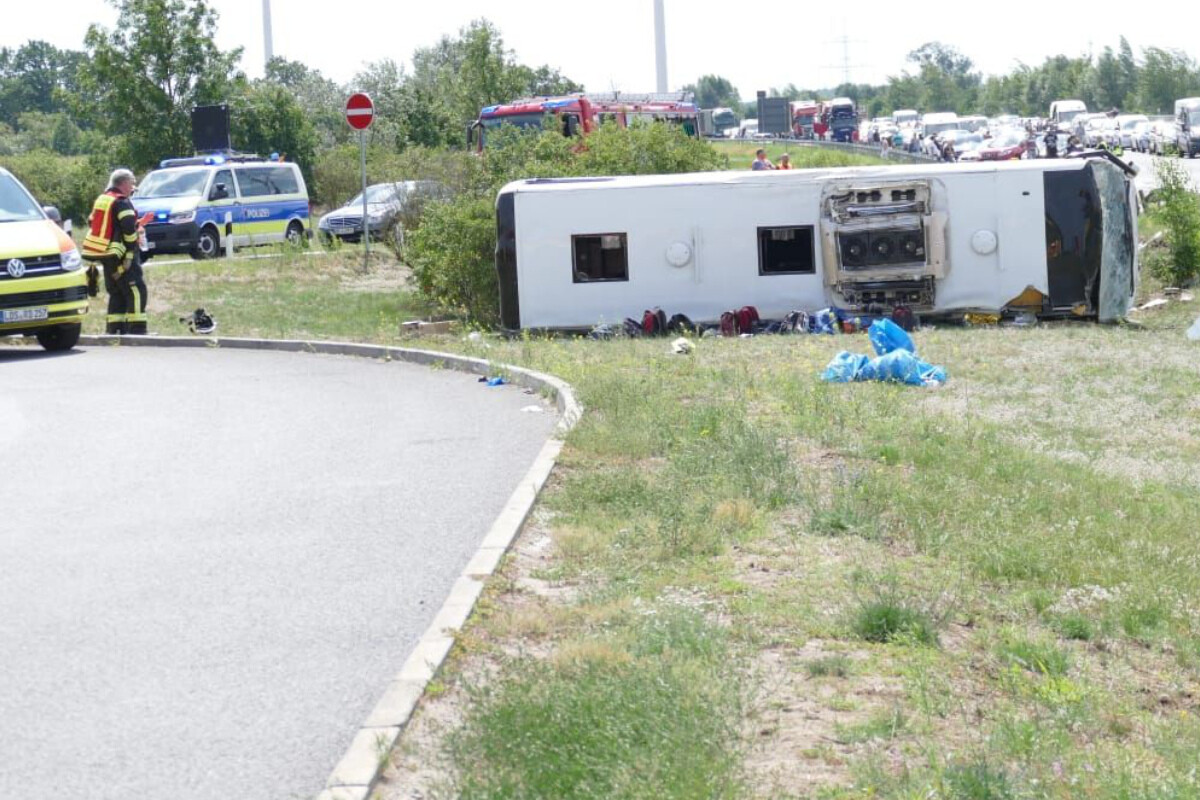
xmin=82 ymin=190 xmax=139 ymax=263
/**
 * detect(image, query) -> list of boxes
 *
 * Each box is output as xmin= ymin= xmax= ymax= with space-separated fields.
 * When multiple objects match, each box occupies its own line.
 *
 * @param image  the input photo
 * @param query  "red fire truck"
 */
xmin=469 ymin=93 xmax=698 ymax=151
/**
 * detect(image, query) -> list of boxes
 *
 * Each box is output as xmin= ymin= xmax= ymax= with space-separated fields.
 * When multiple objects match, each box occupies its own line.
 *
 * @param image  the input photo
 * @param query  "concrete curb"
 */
xmin=78 ymin=334 xmax=581 ymax=798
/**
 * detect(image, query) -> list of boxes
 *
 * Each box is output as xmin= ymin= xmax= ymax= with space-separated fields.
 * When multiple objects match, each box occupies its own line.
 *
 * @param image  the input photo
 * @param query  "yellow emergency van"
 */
xmin=0 ymin=166 xmax=89 ymax=350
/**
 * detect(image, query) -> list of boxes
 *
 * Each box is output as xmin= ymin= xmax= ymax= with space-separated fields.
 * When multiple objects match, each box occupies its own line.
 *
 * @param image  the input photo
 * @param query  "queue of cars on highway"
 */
xmin=739 ymin=98 xmax=1200 ymax=162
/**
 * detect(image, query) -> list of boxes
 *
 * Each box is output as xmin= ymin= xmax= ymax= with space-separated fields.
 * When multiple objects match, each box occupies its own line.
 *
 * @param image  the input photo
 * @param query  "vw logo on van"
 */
xmin=6 ymin=258 xmax=26 ymax=278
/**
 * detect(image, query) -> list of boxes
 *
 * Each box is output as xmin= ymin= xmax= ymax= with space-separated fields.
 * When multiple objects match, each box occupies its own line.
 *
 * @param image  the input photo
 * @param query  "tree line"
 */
xmin=687 ymin=39 xmax=1200 ymax=119
xmin=0 ymin=0 xmax=578 ymax=215
xmin=4 ymin=0 xmax=1200 ymax=221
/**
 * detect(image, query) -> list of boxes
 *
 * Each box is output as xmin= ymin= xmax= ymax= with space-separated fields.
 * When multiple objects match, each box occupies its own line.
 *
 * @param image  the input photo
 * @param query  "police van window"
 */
xmin=268 ymin=166 xmax=299 ymax=194
xmin=210 ymin=169 xmax=234 ymax=199
xmin=758 ymin=226 xmax=816 ymax=275
xmin=237 ymin=166 xmax=299 ymax=197
xmin=572 ymin=233 xmax=628 ymax=283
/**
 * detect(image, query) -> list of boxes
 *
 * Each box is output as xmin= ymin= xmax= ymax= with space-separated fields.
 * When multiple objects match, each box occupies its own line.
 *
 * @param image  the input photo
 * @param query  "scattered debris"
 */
xmin=401 ymin=319 xmax=451 ymax=336
xmin=478 ymin=376 xmax=507 ymax=386
xmin=179 ymin=308 xmax=216 ymax=335
xmin=822 ymin=319 xmax=947 ymax=387
xmin=589 ymin=323 xmax=615 ymax=340
xmin=1136 ymin=298 xmax=1169 ymax=312
xmin=1164 ymin=287 xmax=1181 ymax=297
xmin=1137 ymin=231 xmax=1165 ymax=252
xmin=671 ymin=337 xmax=694 ymax=355
xmin=1187 ymin=316 xmax=1200 ymax=342
xmin=964 ymin=312 xmax=1000 ymax=325
xmin=467 ymin=331 xmax=484 ymax=342
xmin=521 ymin=405 xmax=544 ymax=413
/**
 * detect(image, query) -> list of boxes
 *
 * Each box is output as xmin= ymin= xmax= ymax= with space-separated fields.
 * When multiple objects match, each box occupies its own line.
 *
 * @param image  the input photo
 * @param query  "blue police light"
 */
xmin=156 ymin=212 xmax=168 ymax=220
xmin=204 ymin=155 xmax=226 ymax=165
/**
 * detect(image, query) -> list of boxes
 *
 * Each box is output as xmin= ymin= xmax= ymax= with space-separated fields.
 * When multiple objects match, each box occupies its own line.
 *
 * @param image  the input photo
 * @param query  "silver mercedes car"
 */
xmin=317 ymin=181 xmax=447 ymax=245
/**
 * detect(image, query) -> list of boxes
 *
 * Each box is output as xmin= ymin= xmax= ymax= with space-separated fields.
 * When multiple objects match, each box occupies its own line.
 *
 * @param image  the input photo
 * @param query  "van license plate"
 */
xmin=2 ymin=307 xmax=49 ymax=323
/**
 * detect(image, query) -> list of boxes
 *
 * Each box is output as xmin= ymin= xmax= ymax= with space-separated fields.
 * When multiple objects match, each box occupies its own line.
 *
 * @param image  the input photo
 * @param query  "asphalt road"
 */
xmin=1124 ymin=149 xmax=1200 ymax=194
xmin=0 ymin=345 xmax=557 ymax=800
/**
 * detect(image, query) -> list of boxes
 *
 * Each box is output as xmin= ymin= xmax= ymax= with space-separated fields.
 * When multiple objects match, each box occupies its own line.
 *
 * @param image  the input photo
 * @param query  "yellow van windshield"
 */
xmin=0 ymin=173 xmax=44 ymax=223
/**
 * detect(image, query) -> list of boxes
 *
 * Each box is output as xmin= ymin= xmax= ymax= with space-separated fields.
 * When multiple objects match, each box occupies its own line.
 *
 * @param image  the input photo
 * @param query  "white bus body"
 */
xmin=893 ymin=109 xmax=919 ymax=127
xmin=495 ymin=157 xmax=1138 ymax=330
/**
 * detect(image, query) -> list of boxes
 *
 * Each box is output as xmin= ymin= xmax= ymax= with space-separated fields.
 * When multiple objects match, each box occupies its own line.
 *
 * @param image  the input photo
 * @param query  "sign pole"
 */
xmin=360 ymin=128 xmax=369 ymax=270
xmin=345 ymin=91 xmax=375 ymax=271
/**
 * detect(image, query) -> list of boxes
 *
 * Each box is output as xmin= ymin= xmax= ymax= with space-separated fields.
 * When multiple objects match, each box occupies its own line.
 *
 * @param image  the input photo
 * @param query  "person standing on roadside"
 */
xmin=751 ymin=149 xmax=776 ymax=170
xmin=1043 ymin=128 xmax=1059 ymax=159
xmin=81 ymin=169 xmax=152 ymax=334
xmin=777 ymin=153 xmax=793 ymax=170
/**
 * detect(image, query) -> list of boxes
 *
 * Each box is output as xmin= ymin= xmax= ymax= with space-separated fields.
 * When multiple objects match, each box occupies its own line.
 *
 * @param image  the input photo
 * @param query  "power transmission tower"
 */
xmin=823 ymin=30 xmax=866 ymax=87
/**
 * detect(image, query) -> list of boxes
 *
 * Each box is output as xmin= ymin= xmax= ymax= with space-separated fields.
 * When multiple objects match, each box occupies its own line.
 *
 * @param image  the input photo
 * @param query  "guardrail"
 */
xmin=775 ymin=136 xmax=940 ymax=164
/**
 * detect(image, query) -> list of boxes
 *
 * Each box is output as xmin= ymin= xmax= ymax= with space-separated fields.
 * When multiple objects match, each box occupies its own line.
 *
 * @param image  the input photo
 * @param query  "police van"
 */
xmin=0 ymin=166 xmax=89 ymax=350
xmin=133 ymin=155 xmax=310 ymax=259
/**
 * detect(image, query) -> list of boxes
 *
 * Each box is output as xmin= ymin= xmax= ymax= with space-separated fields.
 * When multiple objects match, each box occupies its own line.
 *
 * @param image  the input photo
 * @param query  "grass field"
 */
xmin=71 ymin=197 xmax=1200 ymax=799
xmin=81 ymin=245 xmax=433 ymax=341
xmin=376 ymin=294 xmax=1200 ymax=800
xmin=711 ymin=140 xmax=887 ymax=170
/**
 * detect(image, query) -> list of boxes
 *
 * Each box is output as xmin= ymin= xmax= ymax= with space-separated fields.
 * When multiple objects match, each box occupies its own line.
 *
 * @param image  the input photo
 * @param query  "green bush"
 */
xmin=405 ymin=196 xmax=499 ymax=325
xmin=3 ymin=150 xmax=111 ymax=224
xmin=311 ymin=144 xmax=477 ymax=209
xmin=405 ymin=122 xmax=725 ymax=324
xmin=1149 ymin=159 xmax=1200 ymax=285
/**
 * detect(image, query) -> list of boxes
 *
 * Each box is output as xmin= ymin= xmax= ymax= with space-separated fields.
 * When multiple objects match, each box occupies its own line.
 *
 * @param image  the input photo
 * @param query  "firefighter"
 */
xmin=82 ymin=169 xmax=151 ymax=335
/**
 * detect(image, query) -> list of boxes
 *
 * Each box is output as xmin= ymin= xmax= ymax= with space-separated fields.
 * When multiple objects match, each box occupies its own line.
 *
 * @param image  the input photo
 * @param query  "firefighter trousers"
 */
xmin=103 ymin=256 xmax=148 ymax=335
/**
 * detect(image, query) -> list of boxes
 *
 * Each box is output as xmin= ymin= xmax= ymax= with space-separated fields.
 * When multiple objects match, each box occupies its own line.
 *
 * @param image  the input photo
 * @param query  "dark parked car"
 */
xmin=318 ymin=181 xmax=448 ymax=245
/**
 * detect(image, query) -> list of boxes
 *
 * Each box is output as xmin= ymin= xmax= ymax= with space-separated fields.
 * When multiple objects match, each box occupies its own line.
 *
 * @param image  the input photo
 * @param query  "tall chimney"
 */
xmin=262 ymin=0 xmax=274 ymax=69
xmin=654 ymin=0 xmax=667 ymax=93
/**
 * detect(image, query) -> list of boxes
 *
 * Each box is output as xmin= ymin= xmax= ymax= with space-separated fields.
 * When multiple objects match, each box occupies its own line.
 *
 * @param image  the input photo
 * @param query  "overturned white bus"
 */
xmin=495 ymin=155 xmax=1138 ymax=330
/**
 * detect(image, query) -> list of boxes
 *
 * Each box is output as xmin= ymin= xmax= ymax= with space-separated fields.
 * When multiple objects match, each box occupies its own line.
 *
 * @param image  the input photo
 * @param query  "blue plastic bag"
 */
xmin=858 ymin=350 xmax=946 ymax=386
xmin=821 ymin=348 xmax=947 ymax=387
xmin=821 ymin=351 xmax=870 ymax=383
xmin=868 ymin=318 xmax=915 ymax=356
xmin=811 ymin=308 xmax=841 ymax=335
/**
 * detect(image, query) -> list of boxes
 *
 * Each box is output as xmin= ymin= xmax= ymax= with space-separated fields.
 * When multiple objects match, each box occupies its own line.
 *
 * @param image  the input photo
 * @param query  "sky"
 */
xmin=4 ymin=1 xmax=1198 ymax=101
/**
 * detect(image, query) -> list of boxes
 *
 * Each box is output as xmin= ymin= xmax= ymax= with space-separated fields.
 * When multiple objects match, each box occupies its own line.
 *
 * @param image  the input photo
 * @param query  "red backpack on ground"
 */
xmin=642 ymin=307 xmax=668 ymax=336
xmin=736 ymin=305 xmax=760 ymax=334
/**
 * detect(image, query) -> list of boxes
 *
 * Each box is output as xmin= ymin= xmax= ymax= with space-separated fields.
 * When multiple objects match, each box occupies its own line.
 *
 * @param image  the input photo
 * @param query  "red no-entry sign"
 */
xmin=345 ymin=92 xmax=375 ymax=130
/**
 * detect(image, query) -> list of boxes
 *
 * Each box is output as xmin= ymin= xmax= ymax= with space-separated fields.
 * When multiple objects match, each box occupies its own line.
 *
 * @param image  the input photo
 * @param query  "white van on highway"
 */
xmin=1050 ymin=100 xmax=1088 ymax=126
xmin=1175 ymin=98 xmax=1200 ymax=157
xmin=920 ymin=112 xmax=960 ymax=137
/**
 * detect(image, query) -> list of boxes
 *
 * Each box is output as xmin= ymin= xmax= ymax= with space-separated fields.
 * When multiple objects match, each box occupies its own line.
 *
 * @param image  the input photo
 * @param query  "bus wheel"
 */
xmin=36 ymin=323 xmax=82 ymax=351
xmin=193 ymin=226 xmax=220 ymax=259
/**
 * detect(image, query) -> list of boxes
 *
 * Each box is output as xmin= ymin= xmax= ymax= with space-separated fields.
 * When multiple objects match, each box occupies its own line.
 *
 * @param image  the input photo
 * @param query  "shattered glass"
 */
xmin=1092 ymin=160 xmax=1136 ymax=322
